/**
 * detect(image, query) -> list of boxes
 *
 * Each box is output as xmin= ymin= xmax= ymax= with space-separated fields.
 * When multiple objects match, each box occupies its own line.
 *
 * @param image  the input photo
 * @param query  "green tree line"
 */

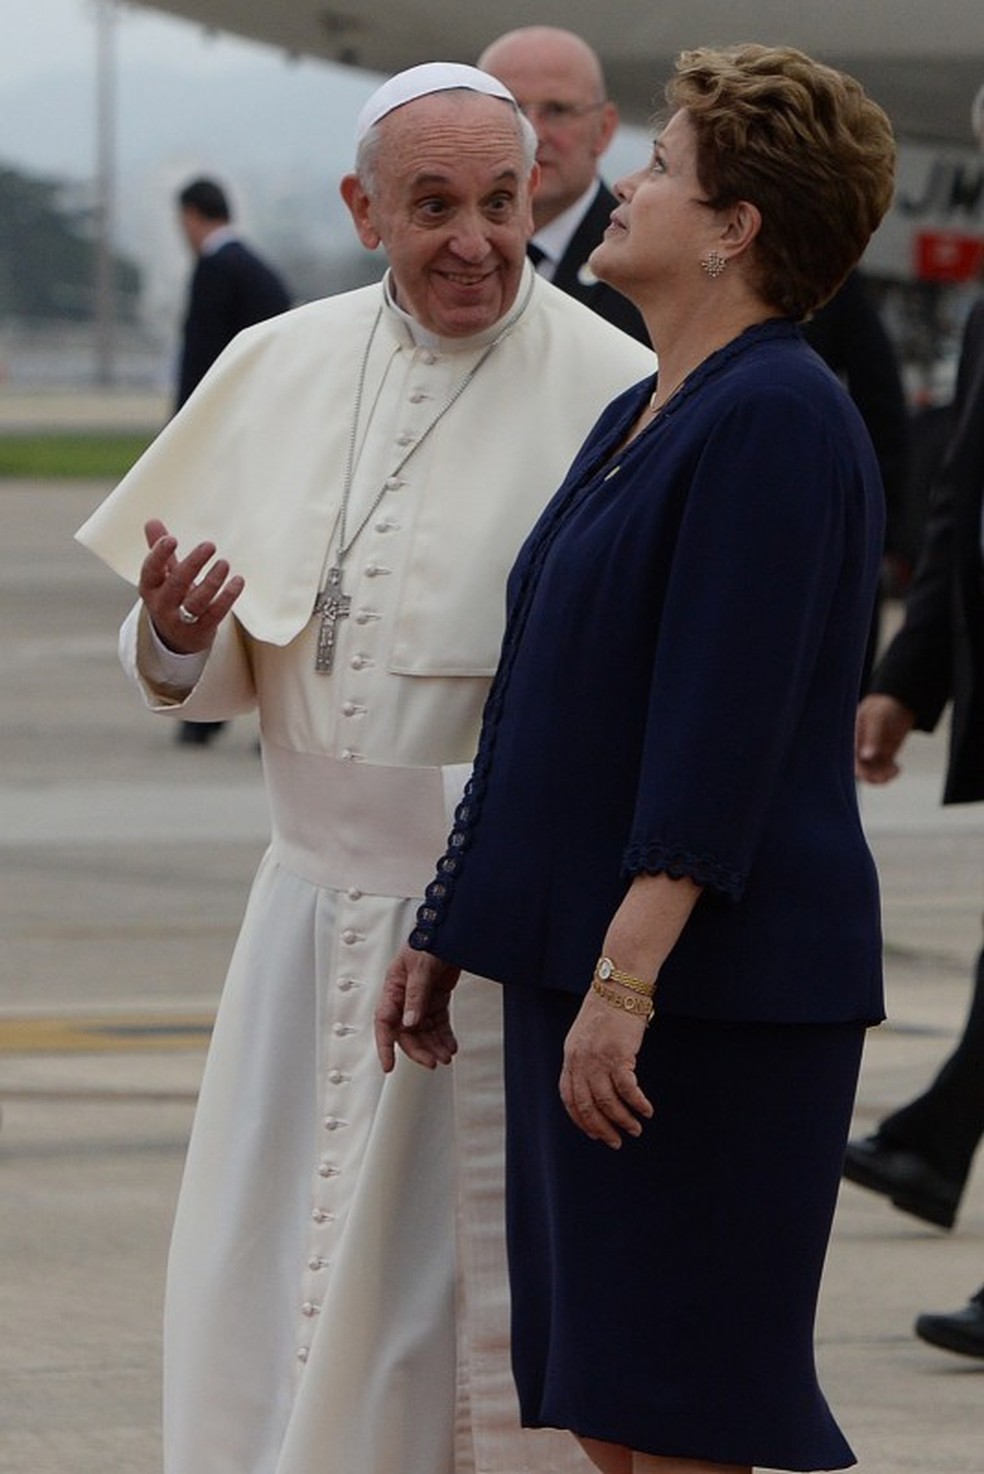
xmin=0 ymin=162 xmax=140 ymax=322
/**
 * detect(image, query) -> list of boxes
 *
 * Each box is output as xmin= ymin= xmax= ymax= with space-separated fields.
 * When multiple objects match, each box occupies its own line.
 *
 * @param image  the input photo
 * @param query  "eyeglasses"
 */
xmin=518 ymin=100 xmax=607 ymax=127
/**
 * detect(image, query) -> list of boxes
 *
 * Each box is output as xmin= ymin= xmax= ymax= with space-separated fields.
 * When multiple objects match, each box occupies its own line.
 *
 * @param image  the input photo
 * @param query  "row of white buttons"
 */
xmin=295 ymin=804 xmax=374 ymax=1370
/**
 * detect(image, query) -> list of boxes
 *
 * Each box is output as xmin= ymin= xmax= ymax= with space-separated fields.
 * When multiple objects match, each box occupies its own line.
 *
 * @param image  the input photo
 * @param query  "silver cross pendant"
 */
xmin=313 ymin=565 xmax=351 ymax=674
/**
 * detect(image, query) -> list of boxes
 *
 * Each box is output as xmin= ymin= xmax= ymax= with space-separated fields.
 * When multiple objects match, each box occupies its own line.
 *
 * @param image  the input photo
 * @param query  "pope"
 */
xmin=77 ymin=62 xmax=650 ymax=1474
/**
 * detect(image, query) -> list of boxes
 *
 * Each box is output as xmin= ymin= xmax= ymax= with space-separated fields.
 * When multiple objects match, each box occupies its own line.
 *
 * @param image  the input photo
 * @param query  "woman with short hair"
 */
xmin=379 ymin=44 xmax=896 ymax=1474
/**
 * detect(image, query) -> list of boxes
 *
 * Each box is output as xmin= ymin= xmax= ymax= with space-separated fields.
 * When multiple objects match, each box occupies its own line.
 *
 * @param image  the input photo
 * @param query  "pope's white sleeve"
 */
xmin=119 ymin=601 xmax=257 ymax=717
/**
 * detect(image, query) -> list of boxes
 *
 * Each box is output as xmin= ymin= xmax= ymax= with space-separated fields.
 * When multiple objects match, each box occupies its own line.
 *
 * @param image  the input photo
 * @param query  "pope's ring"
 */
xmin=178 ymin=604 xmax=199 ymax=625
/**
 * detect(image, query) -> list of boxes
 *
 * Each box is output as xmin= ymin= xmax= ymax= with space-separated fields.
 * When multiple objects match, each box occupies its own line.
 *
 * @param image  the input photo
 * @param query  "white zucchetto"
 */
xmin=354 ymin=62 xmax=517 ymax=145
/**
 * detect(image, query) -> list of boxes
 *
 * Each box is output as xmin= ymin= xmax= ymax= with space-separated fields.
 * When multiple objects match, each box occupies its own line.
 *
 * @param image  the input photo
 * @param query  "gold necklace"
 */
xmin=648 ymin=374 xmax=687 ymax=416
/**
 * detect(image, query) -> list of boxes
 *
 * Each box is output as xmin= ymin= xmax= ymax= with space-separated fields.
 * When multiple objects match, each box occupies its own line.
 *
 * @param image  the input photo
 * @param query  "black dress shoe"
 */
xmin=915 ymin=1286 xmax=984 ymax=1358
xmin=842 ymin=1133 xmax=962 ymax=1229
xmin=176 ymin=720 xmax=225 ymax=747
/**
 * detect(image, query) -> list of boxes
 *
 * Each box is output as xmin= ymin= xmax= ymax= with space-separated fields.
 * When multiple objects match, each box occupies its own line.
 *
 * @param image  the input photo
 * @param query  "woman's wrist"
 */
xmin=591 ymin=957 xmax=655 ymax=1024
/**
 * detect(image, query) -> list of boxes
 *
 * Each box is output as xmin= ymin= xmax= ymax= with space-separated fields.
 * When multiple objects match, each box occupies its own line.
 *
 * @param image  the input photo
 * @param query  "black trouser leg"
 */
xmin=177 ymin=720 xmax=226 ymax=746
xmin=880 ymin=941 xmax=984 ymax=1187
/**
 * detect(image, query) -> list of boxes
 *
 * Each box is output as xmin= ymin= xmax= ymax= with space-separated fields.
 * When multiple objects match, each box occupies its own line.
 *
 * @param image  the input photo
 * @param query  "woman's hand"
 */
xmin=375 ymin=944 xmax=461 ymax=1073
xmin=138 ymin=518 xmax=245 ymax=655
xmin=559 ymin=989 xmax=653 ymax=1149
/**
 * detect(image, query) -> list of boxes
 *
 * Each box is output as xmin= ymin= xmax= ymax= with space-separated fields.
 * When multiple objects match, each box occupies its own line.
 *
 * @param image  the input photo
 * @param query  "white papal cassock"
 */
xmin=77 ymin=265 xmax=651 ymax=1474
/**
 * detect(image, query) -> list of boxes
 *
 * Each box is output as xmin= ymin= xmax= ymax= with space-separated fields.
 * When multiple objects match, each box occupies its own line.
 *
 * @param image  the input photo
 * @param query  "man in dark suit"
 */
xmin=804 ymin=270 xmax=911 ymax=688
xmin=478 ymin=27 xmax=649 ymax=345
xmin=850 ymin=291 xmax=984 ymax=1357
xmin=174 ymin=177 xmax=291 ymax=743
xmin=176 ymin=177 xmax=291 ymax=410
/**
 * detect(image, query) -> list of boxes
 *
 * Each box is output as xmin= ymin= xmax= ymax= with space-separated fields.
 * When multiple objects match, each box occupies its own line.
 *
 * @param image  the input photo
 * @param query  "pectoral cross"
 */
xmin=313 ymin=565 xmax=351 ymax=674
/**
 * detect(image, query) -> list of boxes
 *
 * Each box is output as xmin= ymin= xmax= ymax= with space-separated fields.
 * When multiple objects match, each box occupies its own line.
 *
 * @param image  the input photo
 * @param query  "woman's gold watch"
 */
xmin=594 ymin=956 xmax=654 ymax=998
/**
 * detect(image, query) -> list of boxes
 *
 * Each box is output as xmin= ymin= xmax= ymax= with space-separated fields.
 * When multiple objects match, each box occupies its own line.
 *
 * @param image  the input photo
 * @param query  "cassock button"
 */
xmin=347 ymin=887 xmax=362 ymax=900
xmin=297 ymin=1347 xmax=309 ymax=1364
xmin=341 ymin=929 xmax=358 ymax=944
xmin=301 ymin=1301 xmax=319 ymax=1317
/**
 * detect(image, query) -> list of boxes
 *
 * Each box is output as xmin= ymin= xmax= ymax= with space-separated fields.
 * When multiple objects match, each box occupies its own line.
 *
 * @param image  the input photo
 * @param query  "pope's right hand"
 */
xmin=138 ymin=517 xmax=245 ymax=655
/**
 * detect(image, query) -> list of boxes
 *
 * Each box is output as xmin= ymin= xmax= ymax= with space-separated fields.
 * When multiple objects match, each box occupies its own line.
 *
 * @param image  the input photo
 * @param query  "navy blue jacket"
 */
xmin=414 ymin=320 xmax=885 ymax=1025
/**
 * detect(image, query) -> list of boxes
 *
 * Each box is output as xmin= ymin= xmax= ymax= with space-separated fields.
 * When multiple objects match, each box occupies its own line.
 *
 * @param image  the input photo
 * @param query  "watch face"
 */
xmin=597 ymin=958 xmax=614 ymax=981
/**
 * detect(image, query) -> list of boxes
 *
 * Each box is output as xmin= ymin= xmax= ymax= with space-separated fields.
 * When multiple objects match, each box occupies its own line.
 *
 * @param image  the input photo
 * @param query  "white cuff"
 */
xmin=140 ymin=613 xmax=209 ymax=687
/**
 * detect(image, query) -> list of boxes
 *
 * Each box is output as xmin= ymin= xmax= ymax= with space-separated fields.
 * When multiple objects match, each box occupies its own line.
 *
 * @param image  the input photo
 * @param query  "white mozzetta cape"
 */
xmin=78 ymin=270 xmax=652 ymax=676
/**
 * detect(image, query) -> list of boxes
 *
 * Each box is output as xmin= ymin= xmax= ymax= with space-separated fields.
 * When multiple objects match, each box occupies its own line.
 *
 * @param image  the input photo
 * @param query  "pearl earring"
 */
xmin=700 ymin=251 xmax=727 ymax=279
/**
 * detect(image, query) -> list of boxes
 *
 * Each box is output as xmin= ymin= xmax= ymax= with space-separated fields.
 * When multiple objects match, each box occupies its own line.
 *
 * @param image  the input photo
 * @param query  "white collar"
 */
xmin=200 ymin=225 xmax=239 ymax=257
xmin=381 ymin=262 xmax=537 ymax=352
xmin=529 ymin=180 xmax=602 ymax=265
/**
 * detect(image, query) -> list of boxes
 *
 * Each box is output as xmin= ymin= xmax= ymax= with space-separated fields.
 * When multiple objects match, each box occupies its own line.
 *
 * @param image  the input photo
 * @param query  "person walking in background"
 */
xmin=479 ymin=25 xmax=649 ymax=344
xmin=847 ymin=85 xmax=984 ymax=1365
xmin=77 ymin=63 xmax=650 ymax=1474
xmin=174 ymin=176 xmax=292 ymax=745
xmin=175 ymin=176 xmax=291 ymax=410
xmin=379 ymin=43 xmax=895 ymax=1474
xmin=803 ymin=269 xmax=910 ymax=686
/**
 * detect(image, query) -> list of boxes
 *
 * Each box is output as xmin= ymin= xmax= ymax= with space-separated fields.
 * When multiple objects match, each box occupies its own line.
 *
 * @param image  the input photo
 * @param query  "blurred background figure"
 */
xmin=175 ymin=176 xmax=291 ymax=410
xmin=174 ymin=175 xmax=292 ymax=745
xmin=803 ymin=269 xmax=910 ymax=687
xmin=479 ymin=25 xmax=649 ymax=344
xmin=849 ymin=78 xmax=984 ymax=1362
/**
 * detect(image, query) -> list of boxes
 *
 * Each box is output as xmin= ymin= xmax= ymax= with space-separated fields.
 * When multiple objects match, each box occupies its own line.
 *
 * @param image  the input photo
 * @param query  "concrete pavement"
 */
xmin=0 ymin=474 xmax=981 ymax=1473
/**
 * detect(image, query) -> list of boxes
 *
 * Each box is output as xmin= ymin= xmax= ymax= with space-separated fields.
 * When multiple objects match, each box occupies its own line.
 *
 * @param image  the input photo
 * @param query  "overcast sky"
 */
xmin=1 ymin=0 xmax=383 ymax=181
xmin=1 ymin=0 xmax=648 ymax=185
xmin=3 ymin=0 xmax=318 ymax=88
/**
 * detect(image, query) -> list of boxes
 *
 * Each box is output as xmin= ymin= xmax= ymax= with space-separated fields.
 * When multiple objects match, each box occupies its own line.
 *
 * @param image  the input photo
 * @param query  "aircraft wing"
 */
xmin=129 ymin=0 xmax=983 ymax=145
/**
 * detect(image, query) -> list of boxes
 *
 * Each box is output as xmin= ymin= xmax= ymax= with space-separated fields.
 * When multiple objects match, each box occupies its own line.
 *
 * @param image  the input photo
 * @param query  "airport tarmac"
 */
xmin=1 ymin=473 xmax=982 ymax=1473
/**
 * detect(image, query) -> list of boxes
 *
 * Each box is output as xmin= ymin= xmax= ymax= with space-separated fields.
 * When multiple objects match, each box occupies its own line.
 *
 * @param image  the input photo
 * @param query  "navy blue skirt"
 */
xmin=502 ymin=988 xmax=865 ymax=1471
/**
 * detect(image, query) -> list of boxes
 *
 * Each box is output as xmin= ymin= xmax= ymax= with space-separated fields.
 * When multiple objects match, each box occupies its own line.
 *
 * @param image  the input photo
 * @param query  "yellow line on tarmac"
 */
xmin=0 ymin=1013 xmax=214 ymax=1055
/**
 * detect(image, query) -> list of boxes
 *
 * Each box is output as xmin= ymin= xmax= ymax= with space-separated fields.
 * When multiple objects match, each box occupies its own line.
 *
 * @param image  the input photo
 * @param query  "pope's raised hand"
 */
xmin=139 ymin=517 xmax=245 ymax=654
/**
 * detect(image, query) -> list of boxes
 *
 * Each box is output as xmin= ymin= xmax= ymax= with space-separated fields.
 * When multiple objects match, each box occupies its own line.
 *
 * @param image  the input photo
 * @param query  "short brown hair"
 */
xmin=666 ymin=44 xmax=896 ymax=319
